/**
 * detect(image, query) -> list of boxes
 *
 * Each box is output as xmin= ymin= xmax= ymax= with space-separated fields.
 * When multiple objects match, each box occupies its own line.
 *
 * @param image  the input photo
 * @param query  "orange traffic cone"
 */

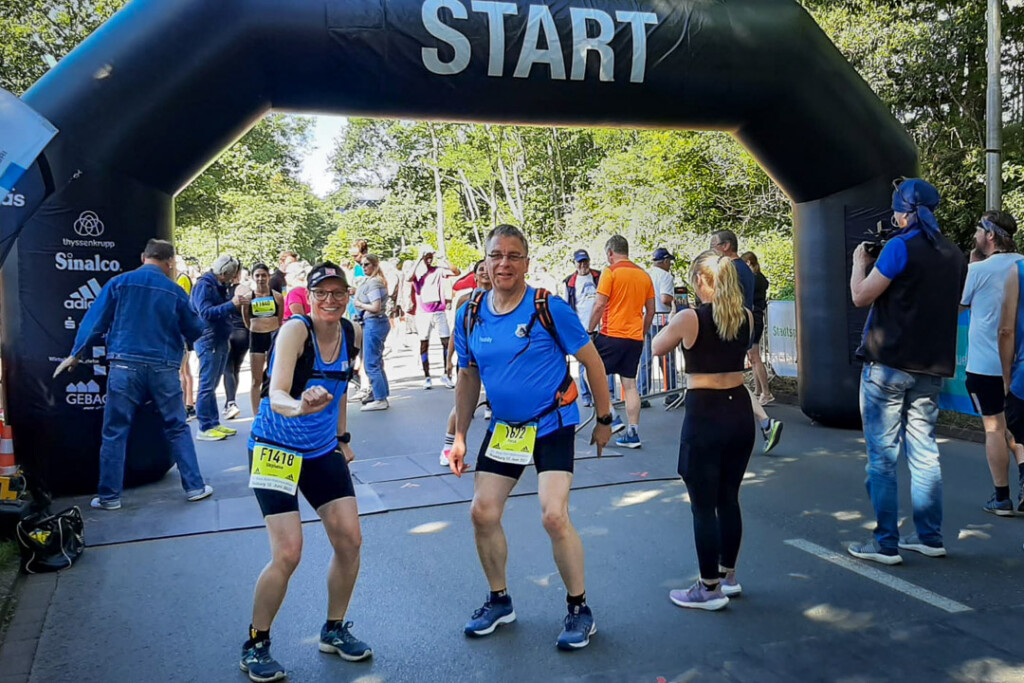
xmin=0 ymin=423 xmax=17 ymax=476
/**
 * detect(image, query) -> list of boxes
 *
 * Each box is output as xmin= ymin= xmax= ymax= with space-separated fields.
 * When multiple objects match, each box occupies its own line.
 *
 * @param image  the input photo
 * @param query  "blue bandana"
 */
xmin=892 ymin=179 xmax=941 ymax=244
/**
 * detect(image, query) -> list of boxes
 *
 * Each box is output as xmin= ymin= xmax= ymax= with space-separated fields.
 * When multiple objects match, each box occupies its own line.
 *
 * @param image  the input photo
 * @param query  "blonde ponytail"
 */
xmin=688 ymin=250 xmax=746 ymax=342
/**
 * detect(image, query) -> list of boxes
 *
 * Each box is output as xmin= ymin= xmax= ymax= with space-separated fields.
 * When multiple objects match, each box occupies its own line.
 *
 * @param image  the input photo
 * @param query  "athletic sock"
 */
xmin=628 ymin=425 xmax=638 ymax=437
xmin=567 ymin=592 xmax=587 ymax=607
xmin=760 ymin=418 xmax=771 ymax=431
xmin=247 ymin=625 xmax=270 ymax=648
xmin=489 ymin=588 xmax=509 ymax=602
xmin=444 ymin=433 xmax=455 ymax=448
xmin=996 ymin=486 xmax=1011 ymax=502
xmin=325 ymin=619 xmax=347 ymax=631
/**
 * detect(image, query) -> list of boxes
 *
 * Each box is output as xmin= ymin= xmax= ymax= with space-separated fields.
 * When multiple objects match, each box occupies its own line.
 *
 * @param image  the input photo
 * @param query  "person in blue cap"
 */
xmin=847 ymin=178 xmax=967 ymax=565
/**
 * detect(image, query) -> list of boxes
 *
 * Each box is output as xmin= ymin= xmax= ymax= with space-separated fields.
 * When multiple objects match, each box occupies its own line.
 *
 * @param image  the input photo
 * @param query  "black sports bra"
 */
xmin=682 ymin=304 xmax=751 ymax=374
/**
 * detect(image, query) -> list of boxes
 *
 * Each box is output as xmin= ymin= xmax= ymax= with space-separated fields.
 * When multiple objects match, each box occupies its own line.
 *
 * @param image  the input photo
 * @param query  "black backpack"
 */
xmin=261 ymin=315 xmax=358 ymax=400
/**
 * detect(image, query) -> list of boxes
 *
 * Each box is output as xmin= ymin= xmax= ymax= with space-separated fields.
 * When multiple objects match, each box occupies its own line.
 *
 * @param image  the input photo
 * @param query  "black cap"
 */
xmin=307 ymin=263 xmax=346 ymax=289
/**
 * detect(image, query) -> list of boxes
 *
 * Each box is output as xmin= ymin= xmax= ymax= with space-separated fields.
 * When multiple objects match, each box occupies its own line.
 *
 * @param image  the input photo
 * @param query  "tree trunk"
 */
xmin=428 ymin=123 xmax=446 ymax=257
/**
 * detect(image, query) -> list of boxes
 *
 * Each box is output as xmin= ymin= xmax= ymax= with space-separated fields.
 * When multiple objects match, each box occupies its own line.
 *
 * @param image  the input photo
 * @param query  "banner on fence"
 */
xmin=767 ymin=301 xmax=798 ymax=378
xmin=939 ymin=310 xmax=978 ymax=416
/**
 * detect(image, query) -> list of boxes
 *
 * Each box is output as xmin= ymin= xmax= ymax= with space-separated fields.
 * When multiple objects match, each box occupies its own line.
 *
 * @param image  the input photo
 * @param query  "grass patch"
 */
xmin=0 ymin=541 xmax=16 ymax=572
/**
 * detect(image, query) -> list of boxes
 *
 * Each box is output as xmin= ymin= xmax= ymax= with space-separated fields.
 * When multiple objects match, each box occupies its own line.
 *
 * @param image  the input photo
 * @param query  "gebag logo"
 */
xmin=65 ymin=379 xmax=106 ymax=408
xmin=64 ymin=278 xmax=103 ymax=310
xmin=73 ymin=211 xmax=104 ymax=237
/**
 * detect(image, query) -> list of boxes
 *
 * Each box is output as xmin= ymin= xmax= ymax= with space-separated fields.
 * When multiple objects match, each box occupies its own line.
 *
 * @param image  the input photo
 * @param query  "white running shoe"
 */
xmin=186 ymin=484 xmax=214 ymax=502
xmin=441 ymin=375 xmax=455 ymax=389
xmin=440 ymin=449 xmax=451 ymax=467
xmin=423 ymin=378 xmax=433 ymax=390
xmin=224 ymin=402 xmax=241 ymax=420
xmin=361 ymin=400 xmax=389 ymax=412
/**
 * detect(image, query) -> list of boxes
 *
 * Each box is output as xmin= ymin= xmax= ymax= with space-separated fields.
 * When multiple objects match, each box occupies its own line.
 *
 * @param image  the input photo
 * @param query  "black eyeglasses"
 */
xmin=310 ymin=289 xmax=347 ymax=302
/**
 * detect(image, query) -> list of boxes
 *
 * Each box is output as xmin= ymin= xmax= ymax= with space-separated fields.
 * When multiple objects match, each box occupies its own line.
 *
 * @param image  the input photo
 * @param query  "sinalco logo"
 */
xmin=65 ymin=278 xmax=103 ymax=310
xmin=73 ymin=211 xmax=104 ymax=237
xmin=1 ymin=193 xmax=26 ymax=208
xmin=55 ymin=252 xmax=121 ymax=272
xmin=66 ymin=379 xmax=106 ymax=408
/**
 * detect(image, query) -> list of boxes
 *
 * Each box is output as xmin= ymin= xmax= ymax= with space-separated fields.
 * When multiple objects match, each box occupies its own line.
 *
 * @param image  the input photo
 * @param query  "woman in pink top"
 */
xmin=283 ymin=261 xmax=311 ymax=320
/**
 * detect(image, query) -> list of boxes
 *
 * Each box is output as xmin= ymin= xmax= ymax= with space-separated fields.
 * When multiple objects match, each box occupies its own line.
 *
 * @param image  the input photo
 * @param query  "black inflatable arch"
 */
xmin=1 ymin=0 xmax=917 ymax=493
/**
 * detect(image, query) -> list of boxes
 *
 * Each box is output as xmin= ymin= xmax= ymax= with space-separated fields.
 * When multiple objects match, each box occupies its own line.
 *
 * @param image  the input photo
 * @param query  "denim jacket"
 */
xmin=191 ymin=271 xmax=238 ymax=344
xmin=72 ymin=264 xmax=204 ymax=367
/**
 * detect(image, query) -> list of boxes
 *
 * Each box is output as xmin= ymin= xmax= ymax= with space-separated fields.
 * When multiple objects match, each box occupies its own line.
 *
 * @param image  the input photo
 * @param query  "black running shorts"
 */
xmin=595 ymin=333 xmax=643 ymax=379
xmin=249 ymin=447 xmax=355 ymax=517
xmin=965 ymin=372 xmax=1006 ymax=417
xmin=250 ymin=331 xmax=273 ymax=354
xmin=475 ymin=425 xmax=575 ymax=480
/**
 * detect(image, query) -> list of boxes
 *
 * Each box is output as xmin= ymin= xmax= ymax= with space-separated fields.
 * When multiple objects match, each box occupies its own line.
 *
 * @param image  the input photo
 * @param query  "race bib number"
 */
xmin=249 ymin=444 xmax=303 ymax=495
xmin=251 ymin=297 xmax=276 ymax=318
xmin=485 ymin=421 xmax=537 ymax=466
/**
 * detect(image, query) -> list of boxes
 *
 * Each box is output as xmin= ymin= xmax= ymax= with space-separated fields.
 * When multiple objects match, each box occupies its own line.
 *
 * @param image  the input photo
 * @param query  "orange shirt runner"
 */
xmin=597 ymin=260 xmax=655 ymax=341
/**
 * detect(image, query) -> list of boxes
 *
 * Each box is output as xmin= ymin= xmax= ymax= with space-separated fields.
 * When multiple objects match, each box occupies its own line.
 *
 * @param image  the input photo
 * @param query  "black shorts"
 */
xmin=475 ymin=425 xmax=575 ymax=480
xmin=1007 ymin=393 xmax=1024 ymax=443
xmin=250 ymin=331 xmax=273 ymax=354
xmin=965 ymin=372 xmax=1006 ymax=417
xmin=595 ymin=334 xmax=643 ymax=379
xmin=248 ymin=447 xmax=355 ymax=517
xmin=184 ymin=340 xmax=194 ymax=353
xmin=751 ymin=310 xmax=765 ymax=346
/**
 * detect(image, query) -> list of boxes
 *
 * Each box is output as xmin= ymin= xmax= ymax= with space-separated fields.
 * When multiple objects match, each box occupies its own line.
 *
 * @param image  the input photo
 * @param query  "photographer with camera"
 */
xmin=847 ymin=178 xmax=967 ymax=565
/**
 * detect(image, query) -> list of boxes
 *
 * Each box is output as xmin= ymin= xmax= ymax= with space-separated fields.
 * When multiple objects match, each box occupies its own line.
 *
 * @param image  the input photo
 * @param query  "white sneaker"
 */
xmin=441 ymin=375 xmax=455 ymax=389
xmin=423 ymin=378 xmax=433 ymax=390
xmin=440 ymin=449 xmax=451 ymax=467
xmin=186 ymin=484 xmax=214 ymax=502
xmin=224 ymin=402 xmax=241 ymax=420
xmin=361 ymin=400 xmax=389 ymax=412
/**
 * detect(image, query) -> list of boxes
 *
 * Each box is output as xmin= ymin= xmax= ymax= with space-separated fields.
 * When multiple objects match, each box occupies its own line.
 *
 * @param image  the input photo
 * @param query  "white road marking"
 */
xmin=784 ymin=538 xmax=972 ymax=614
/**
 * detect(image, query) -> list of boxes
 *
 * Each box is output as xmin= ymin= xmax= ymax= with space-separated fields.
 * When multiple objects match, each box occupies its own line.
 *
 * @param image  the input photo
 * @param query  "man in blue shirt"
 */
xmin=53 ymin=239 xmax=213 ymax=510
xmin=448 ymin=224 xmax=613 ymax=651
xmin=848 ymin=178 xmax=967 ymax=565
xmin=191 ymin=254 xmax=250 ymax=441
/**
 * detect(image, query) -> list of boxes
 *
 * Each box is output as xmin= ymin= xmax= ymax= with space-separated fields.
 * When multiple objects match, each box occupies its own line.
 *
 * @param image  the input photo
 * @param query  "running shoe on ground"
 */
xmin=90 ymin=496 xmax=121 ymax=511
xmin=984 ymin=493 xmax=1014 ymax=517
xmin=224 ymin=402 xmax=241 ymax=420
xmin=319 ymin=621 xmax=372 ymax=661
xmin=669 ymin=581 xmax=729 ymax=611
xmin=556 ymin=604 xmax=596 ymax=650
xmin=440 ymin=449 xmax=450 ymax=467
xmin=360 ymin=392 xmax=374 ymax=405
xmin=360 ymin=400 xmax=389 ymax=412
xmin=196 ymin=428 xmax=226 ymax=442
xmin=213 ymin=424 xmax=237 ymax=437
xmin=423 ymin=377 xmax=432 ymax=390
xmin=582 ymin=396 xmax=593 ymax=408
xmin=240 ymin=639 xmax=286 ymax=682
xmin=442 ymin=375 xmax=455 ymax=389
xmin=898 ymin=533 xmax=947 ymax=558
xmin=185 ymin=405 xmax=197 ymax=422
xmin=464 ymin=595 xmax=516 ymax=637
xmin=720 ymin=571 xmax=742 ymax=597
xmin=610 ymin=417 xmax=626 ymax=434
xmin=615 ymin=430 xmax=642 ymax=449
xmin=761 ymin=419 xmax=783 ymax=454
xmin=640 ymin=400 xmax=651 ymax=409
xmin=759 ymin=393 xmax=776 ymax=406
xmin=847 ymin=539 xmax=902 ymax=565
xmin=186 ymin=484 xmax=214 ymax=502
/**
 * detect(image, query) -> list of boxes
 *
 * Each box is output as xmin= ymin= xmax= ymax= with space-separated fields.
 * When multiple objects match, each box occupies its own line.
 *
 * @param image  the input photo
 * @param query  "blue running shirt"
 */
xmin=455 ymin=287 xmax=590 ymax=437
xmin=249 ymin=320 xmax=349 ymax=458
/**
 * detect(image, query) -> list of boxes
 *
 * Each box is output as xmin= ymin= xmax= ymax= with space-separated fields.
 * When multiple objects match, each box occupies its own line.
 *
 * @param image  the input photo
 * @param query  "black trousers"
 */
xmin=223 ymin=327 xmax=249 ymax=405
xmin=678 ymin=386 xmax=756 ymax=579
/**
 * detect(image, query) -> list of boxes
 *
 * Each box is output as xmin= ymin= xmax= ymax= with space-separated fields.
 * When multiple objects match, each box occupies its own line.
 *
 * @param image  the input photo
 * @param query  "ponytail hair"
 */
xmin=688 ymin=250 xmax=746 ymax=341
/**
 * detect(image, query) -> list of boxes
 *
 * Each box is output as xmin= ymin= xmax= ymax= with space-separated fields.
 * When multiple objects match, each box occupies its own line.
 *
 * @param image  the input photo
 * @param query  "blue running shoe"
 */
xmin=240 ymin=639 xmax=286 ymax=682
xmin=319 ymin=621 xmax=372 ymax=661
xmin=615 ymin=429 xmax=642 ymax=449
xmin=556 ymin=604 xmax=596 ymax=650
xmin=464 ymin=595 xmax=516 ymax=637
xmin=610 ymin=417 xmax=625 ymax=435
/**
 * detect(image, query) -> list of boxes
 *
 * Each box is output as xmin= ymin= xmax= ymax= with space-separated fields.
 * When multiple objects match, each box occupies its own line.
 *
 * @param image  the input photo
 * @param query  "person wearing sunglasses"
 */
xmin=240 ymin=262 xmax=371 ymax=681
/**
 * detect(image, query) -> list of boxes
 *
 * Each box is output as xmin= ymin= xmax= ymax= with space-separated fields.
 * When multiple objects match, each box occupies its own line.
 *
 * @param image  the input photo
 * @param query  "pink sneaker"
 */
xmin=440 ymin=449 xmax=451 ymax=467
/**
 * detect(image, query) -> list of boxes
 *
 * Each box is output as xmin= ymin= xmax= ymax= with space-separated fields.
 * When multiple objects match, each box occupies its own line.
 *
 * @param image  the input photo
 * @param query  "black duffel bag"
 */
xmin=15 ymin=506 xmax=85 ymax=574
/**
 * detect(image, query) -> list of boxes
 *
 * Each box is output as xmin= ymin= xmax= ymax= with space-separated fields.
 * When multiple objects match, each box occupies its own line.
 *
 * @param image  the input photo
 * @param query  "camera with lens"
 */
xmin=862 ymin=218 xmax=897 ymax=259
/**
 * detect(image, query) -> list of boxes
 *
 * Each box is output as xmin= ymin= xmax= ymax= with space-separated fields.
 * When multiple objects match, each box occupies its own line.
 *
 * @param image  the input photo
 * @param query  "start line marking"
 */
xmin=784 ymin=538 xmax=972 ymax=614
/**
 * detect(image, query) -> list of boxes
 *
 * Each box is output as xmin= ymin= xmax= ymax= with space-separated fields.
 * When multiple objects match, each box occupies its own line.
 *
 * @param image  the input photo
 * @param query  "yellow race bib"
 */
xmin=251 ymin=296 xmax=276 ymax=318
xmin=250 ymin=444 xmax=303 ymax=495
xmin=485 ymin=421 xmax=537 ymax=466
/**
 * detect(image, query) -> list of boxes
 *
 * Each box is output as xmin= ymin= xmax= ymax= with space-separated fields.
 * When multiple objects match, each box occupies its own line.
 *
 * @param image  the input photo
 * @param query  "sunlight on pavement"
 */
xmin=802 ymin=603 xmax=873 ymax=631
xmin=612 ymin=489 xmax=664 ymax=507
xmin=950 ymin=658 xmax=1024 ymax=683
xmin=831 ymin=510 xmax=862 ymax=522
xmin=958 ymin=528 xmax=992 ymax=541
xmin=408 ymin=521 xmax=450 ymax=535
xmin=223 ymin=465 xmax=246 ymax=473
xmin=529 ymin=571 xmax=559 ymax=587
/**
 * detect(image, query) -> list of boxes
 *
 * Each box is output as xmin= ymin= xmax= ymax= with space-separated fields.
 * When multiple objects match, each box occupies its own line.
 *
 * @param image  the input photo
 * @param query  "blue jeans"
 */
xmin=195 ymin=338 xmax=229 ymax=431
xmin=98 ymin=361 xmax=206 ymax=501
xmin=860 ymin=362 xmax=944 ymax=550
xmin=362 ymin=316 xmax=390 ymax=401
xmin=639 ymin=314 xmax=677 ymax=396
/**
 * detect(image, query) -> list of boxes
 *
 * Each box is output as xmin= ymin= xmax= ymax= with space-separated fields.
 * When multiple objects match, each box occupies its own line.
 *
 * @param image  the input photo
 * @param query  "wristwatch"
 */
xmin=337 ymin=432 xmax=351 ymax=444
xmin=596 ymin=414 xmax=613 ymax=426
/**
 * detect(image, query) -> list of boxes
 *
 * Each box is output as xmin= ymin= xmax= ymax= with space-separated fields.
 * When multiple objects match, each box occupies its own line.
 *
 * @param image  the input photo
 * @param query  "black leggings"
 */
xmin=678 ymin=386 xmax=755 ymax=580
xmin=223 ymin=327 xmax=249 ymax=405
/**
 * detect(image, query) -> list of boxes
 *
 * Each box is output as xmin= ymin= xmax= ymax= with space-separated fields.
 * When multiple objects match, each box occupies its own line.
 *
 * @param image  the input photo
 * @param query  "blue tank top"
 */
xmin=1012 ymin=262 xmax=1024 ymax=400
xmin=249 ymin=321 xmax=350 ymax=458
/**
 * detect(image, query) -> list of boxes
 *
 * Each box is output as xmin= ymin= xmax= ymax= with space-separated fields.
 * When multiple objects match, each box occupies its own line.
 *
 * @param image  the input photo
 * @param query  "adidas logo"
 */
xmin=66 ymin=379 xmax=105 ymax=407
xmin=64 ymin=279 xmax=103 ymax=310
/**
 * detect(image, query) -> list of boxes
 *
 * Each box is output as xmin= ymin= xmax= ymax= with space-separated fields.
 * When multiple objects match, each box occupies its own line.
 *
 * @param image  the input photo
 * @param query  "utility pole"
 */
xmin=987 ymin=0 xmax=1003 ymax=211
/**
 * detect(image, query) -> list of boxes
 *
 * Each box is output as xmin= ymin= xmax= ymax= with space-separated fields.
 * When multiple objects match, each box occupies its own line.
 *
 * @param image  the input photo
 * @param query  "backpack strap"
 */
xmin=463 ymin=289 xmax=488 ymax=368
xmin=532 ymin=289 xmax=567 ymax=357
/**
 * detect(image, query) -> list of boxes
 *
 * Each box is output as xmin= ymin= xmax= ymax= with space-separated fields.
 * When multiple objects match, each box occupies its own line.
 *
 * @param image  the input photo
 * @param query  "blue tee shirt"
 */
xmin=732 ymin=257 xmax=755 ymax=311
xmin=455 ymin=287 xmax=590 ymax=437
xmin=875 ymin=229 xmax=921 ymax=280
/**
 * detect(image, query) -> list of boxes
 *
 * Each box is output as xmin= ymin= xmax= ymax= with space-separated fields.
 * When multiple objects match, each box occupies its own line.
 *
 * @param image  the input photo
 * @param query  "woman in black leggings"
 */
xmin=223 ymin=282 xmax=250 ymax=419
xmin=652 ymin=249 xmax=754 ymax=611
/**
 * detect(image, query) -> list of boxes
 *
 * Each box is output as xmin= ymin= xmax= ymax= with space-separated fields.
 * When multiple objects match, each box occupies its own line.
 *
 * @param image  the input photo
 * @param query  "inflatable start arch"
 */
xmin=0 ymin=0 xmax=917 ymax=494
